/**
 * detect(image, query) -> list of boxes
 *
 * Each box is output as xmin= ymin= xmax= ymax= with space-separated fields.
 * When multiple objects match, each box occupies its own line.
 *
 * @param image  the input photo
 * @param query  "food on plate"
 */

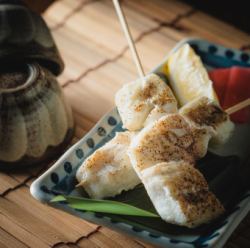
xmin=128 ymin=98 xmax=231 ymax=226
xmin=209 ymin=67 xmax=250 ymax=123
xmin=75 ymin=44 xmax=237 ymax=228
xmin=115 ymin=73 xmax=177 ymax=131
xmin=128 ymin=113 xmax=212 ymax=174
xmin=166 ymin=44 xmax=218 ymax=106
xmin=141 ymin=161 xmax=224 ymax=227
xmin=76 ymin=131 xmax=140 ymax=199
xmin=180 ymin=96 xmax=234 ymax=146
xmin=143 ymin=106 xmax=169 ymax=127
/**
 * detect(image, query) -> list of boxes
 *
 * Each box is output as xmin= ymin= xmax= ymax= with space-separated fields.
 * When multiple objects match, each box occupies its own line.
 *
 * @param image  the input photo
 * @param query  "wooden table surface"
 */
xmin=0 ymin=0 xmax=250 ymax=247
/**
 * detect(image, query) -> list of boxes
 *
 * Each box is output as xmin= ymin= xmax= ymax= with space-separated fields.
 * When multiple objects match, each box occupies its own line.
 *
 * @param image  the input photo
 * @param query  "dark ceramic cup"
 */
xmin=0 ymin=0 xmax=64 ymax=76
xmin=0 ymin=63 xmax=74 ymax=170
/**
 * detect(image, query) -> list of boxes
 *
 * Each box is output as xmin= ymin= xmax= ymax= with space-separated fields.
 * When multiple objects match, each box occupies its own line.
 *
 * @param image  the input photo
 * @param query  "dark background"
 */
xmin=183 ymin=0 xmax=250 ymax=34
xmin=14 ymin=0 xmax=250 ymax=34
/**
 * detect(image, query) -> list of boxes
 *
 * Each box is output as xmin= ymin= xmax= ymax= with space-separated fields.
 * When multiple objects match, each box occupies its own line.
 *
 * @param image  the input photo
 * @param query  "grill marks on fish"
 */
xmin=132 ymin=114 xmax=210 ymax=171
xmin=185 ymin=100 xmax=227 ymax=128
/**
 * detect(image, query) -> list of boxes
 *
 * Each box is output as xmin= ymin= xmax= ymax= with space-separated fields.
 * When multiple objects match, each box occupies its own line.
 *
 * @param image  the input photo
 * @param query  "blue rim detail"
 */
xmin=149 ymin=233 xmax=161 ymax=238
xmin=76 ymin=148 xmax=84 ymax=159
xmin=87 ymin=138 xmax=95 ymax=148
xmin=225 ymin=50 xmax=234 ymax=59
xmin=95 ymin=213 xmax=103 ymax=218
xmin=51 ymin=172 xmax=59 ymax=184
xmin=132 ymin=227 xmax=143 ymax=232
xmin=108 ymin=116 xmax=117 ymax=126
xmin=241 ymin=53 xmax=249 ymax=62
xmin=208 ymin=45 xmax=218 ymax=54
xmin=40 ymin=185 xmax=50 ymax=194
xmin=97 ymin=127 xmax=107 ymax=136
xmin=64 ymin=162 xmax=72 ymax=174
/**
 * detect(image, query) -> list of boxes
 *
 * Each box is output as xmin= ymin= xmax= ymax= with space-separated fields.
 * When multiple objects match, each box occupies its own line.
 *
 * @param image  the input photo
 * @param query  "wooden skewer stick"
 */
xmin=75 ymin=180 xmax=86 ymax=188
xmin=113 ymin=0 xmax=146 ymax=84
xmin=225 ymin=98 xmax=250 ymax=115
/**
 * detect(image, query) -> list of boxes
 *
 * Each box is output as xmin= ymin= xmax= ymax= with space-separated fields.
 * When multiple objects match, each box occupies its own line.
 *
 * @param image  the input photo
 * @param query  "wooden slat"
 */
xmin=1 ymin=187 xmax=98 ymax=246
xmin=49 ymin=0 xmax=162 ymax=85
xmin=125 ymin=0 xmax=192 ymax=22
xmin=75 ymin=125 xmax=88 ymax=140
xmin=88 ymin=231 xmax=124 ymax=248
xmin=135 ymin=240 xmax=158 ymax=248
xmin=78 ymin=237 xmax=101 ymax=248
xmin=0 ymin=197 xmax=65 ymax=246
xmin=0 ymin=211 xmax=49 ymax=248
xmin=7 ymin=163 xmax=54 ymax=188
xmin=44 ymin=0 xmax=196 ymax=86
xmin=7 ymin=172 xmax=32 ymax=184
xmin=44 ymin=0 xmax=87 ymax=28
xmin=99 ymin=228 xmax=150 ymax=248
xmin=0 ymin=173 xmax=20 ymax=195
xmin=51 ymin=0 xmax=158 ymax=54
xmin=132 ymin=28 xmax=180 ymax=72
xmin=0 ymin=163 xmax=49 ymax=192
xmin=73 ymin=110 xmax=96 ymax=132
xmin=57 ymin=245 xmax=79 ymax=248
xmin=52 ymin=25 xmax=112 ymax=84
xmin=0 ymin=227 xmax=28 ymax=248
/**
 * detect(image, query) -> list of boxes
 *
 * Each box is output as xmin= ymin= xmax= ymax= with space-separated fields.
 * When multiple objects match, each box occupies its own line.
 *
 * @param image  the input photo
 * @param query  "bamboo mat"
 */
xmin=0 ymin=0 xmax=250 ymax=247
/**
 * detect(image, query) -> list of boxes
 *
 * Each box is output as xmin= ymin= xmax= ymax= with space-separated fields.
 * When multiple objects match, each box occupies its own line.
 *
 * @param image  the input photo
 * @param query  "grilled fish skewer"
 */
xmin=128 ymin=110 xmax=226 ymax=227
xmin=180 ymin=96 xmax=234 ymax=146
xmin=76 ymin=132 xmax=140 ymax=199
xmin=115 ymin=73 xmax=177 ymax=131
xmin=141 ymin=161 xmax=224 ymax=227
xmin=129 ymin=114 xmax=213 ymax=174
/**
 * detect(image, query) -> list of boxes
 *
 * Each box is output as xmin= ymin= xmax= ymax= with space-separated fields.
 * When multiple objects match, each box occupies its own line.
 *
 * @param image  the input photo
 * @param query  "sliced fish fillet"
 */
xmin=129 ymin=114 xmax=212 ymax=174
xmin=141 ymin=161 xmax=224 ymax=227
xmin=115 ymin=73 xmax=177 ymax=131
xmin=76 ymin=131 xmax=140 ymax=199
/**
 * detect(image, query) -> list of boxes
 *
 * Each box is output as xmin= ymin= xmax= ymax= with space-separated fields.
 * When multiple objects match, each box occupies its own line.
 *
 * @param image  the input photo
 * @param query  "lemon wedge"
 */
xmin=164 ymin=44 xmax=218 ymax=106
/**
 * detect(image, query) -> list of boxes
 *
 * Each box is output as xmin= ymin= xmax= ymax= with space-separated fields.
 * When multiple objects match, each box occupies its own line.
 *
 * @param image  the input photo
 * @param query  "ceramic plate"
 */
xmin=31 ymin=38 xmax=250 ymax=248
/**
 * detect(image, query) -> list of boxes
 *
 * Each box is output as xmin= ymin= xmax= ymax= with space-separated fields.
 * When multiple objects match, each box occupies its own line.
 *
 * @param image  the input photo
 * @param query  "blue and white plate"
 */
xmin=31 ymin=38 xmax=250 ymax=248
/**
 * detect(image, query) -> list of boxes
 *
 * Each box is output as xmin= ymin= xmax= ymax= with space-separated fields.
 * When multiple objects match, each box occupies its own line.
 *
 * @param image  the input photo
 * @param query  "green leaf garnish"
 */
xmin=51 ymin=195 xmax=158 ymax=218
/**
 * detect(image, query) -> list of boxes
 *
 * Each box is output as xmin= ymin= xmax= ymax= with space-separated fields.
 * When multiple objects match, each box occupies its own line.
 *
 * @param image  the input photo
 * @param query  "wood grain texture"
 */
xmin=0 ymin=227 xmax=28 ymax=248
xmin=0 ymin=0 xmax=249 ymax=247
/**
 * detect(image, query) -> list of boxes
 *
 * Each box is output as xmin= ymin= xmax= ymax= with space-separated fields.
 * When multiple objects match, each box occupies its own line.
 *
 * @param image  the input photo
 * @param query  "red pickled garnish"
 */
xmin=209 ymin=66 xmax=250 ymax=123
xmin=209 ymin=68 xmax=230 ymax=106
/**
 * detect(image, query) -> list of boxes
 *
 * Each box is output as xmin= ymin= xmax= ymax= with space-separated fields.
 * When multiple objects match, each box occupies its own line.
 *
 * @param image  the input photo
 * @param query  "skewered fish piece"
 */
xmin=128 ymin=113 xmax=224 ymax=227
xmin=141 ymin=161 xmax=224 ymax=227
xmin=115 ymin=73 xmax=177 ymax=131
xmin=143 ymin=107 xmax=168 ymax=127
xmin=180 ymin=96 xmax=234 ymax=146
xmin=76 ymin=131 xmax=140 ymax=199
xmin=129 ymin=114 xmax=212 ymax=175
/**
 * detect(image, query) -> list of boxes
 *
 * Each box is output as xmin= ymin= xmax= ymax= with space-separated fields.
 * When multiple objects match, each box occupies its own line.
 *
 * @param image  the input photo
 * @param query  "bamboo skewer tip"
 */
xmin=112 ymin=0 xmax=146 ymax=85
xmin=75 ymin=181 xmax=86 ymax=188
xmin=225 ymin=98 xmax=250 ymax=115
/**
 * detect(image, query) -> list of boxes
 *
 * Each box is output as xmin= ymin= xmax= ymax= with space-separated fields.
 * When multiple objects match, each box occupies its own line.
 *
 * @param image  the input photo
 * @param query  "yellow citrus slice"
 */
xmin=164 ymin=44 xmax=218 ymax=107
